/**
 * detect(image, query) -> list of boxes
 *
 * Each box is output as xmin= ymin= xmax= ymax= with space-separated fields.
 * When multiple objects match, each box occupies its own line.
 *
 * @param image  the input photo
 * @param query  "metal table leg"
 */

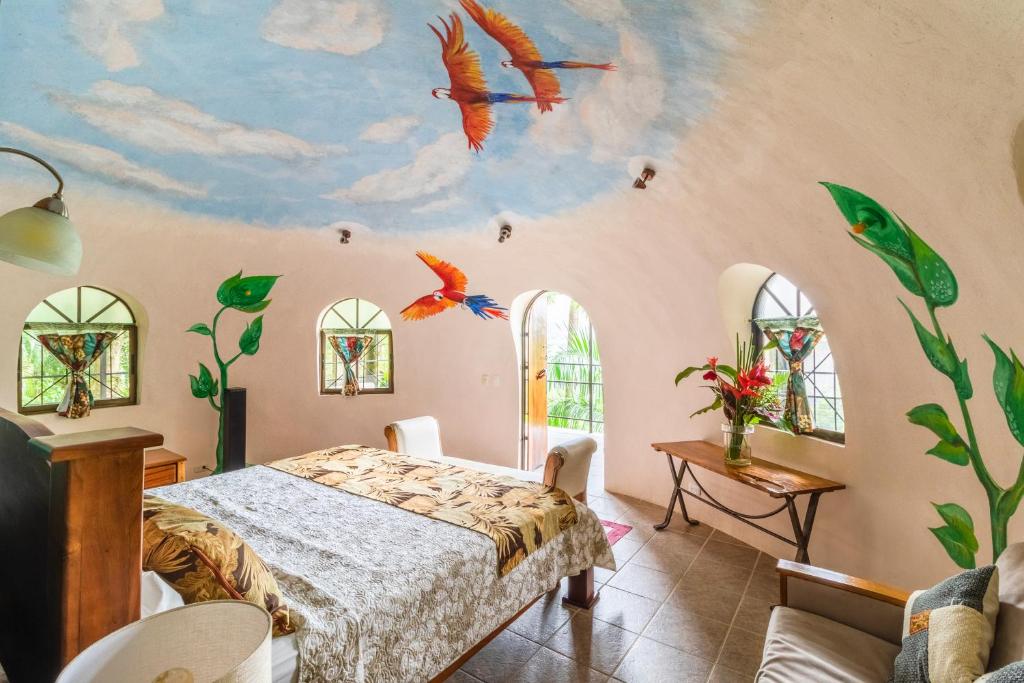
xmin=655 ymin=455 xmax=698 ymax=530
xmin=785 ymin=492 xmax=822 ymax=564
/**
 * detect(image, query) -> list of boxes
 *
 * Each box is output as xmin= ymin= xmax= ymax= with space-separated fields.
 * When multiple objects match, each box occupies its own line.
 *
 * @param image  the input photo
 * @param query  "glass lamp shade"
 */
xmin=0 ymin=205 xmax=82 ymax=276
xmin=57 ymin=600 xmax=272 ymax=683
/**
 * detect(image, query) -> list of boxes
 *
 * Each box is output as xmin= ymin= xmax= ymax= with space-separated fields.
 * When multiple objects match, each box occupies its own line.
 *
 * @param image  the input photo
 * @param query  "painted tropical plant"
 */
xmin=187 ymin=271 xmax=280 ymax=473
xmin=822 ymin=182 xmax=1024 ymax=568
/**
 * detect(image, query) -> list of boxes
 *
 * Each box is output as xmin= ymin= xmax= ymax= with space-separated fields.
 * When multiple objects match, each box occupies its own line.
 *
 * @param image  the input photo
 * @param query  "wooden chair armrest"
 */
xmin=777 ymin=559 xmax=910 ymax=607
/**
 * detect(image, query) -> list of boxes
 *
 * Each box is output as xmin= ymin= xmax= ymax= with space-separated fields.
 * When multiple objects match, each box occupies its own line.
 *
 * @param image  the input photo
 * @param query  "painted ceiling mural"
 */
xmin=0 ymin=0 xmax=753 ymax=232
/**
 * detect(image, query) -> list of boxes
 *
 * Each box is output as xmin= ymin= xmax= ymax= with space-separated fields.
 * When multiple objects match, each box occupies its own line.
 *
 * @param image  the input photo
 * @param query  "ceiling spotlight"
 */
xmin=633 ymin=167 xmax=656 ymax=190
xmin=498 ymin=224 xmax=512 ymax=243
xmin=338 ymin=228 xmax=351 ymax=244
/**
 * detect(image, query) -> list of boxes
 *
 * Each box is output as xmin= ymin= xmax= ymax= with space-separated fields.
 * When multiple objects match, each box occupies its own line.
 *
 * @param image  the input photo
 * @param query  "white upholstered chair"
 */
xmin=384 ymin=416 xmax=444 ymax=461
xmin=384 ymin=417 xmax=596 ymax=502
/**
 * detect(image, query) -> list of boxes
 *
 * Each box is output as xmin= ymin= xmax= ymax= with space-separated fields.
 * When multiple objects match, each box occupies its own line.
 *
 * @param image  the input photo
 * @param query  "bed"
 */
xmin=0 ymin=411 xmax=614 ymax=682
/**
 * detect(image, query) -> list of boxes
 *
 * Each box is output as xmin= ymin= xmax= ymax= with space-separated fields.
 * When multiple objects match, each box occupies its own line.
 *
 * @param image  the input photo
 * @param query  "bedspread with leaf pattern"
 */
xmin=268 ymin=445 xmax=579 ymax=576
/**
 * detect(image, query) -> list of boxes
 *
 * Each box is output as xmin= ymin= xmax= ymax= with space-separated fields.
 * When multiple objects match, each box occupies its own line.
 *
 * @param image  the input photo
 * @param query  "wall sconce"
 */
xmin=498 ymin=224 xmax=512 ymax=243
xmin=338 ymin=228 xmax=351 ymax=244
xmin=633 ymin=167 xmax=656 ymax=189
xmin=0 ymin=147 xmax=81 ymax=275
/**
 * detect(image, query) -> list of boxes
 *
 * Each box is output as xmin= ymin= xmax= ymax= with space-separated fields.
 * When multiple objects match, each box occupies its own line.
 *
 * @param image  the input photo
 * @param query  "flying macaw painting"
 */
xmin=401 ymin=251 xmax=508 ymax=321
xmin=0 ymin=1 xmax=755 ymax=232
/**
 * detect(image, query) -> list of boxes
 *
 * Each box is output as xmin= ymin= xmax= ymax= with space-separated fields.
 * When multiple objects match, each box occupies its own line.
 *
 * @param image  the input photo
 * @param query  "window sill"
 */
xmin=758 ymin=423 xmax=846 ymax=448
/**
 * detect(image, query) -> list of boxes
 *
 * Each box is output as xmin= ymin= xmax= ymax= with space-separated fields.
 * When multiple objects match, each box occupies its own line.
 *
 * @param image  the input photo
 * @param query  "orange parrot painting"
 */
xmin=429 ymin=13 xmax=566 ymax=152
xmin=401 ymin=251 xmax=508 ymax=321
xmin=460 ymin=0 xmax=616 ymax=113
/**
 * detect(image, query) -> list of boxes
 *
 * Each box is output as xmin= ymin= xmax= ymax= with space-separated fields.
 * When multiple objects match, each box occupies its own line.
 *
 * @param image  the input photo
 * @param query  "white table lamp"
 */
xmin=57 ymin=601 xmax=272 ymax=683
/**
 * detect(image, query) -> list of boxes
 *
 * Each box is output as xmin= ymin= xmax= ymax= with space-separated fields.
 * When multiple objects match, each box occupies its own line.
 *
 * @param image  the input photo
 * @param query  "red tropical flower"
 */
xmin=702 ymin=370 xmax=718 ymax=381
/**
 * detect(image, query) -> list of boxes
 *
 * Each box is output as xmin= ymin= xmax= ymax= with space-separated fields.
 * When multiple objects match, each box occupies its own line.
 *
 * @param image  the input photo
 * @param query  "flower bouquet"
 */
xmin=675 ymin=335 xmax=792 ymax=466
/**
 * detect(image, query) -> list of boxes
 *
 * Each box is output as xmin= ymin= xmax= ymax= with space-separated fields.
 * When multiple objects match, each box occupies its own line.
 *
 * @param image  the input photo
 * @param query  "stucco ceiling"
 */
xmin=0 ymin=0 xmax=755 ymax=232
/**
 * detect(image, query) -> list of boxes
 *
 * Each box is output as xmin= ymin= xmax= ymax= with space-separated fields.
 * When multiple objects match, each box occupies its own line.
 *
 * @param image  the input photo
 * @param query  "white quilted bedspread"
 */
xmin=157 ymin=465 xmax=615 ymax=683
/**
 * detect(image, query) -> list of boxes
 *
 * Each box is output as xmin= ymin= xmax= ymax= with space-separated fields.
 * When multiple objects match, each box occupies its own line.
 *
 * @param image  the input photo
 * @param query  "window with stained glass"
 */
xmin=19 ymin=286 xmax=137 ymax=413
xmin=319 ymin=298 xmax=393 ymax=395
xmin=752 ymin=273 xmax=845 ymax=442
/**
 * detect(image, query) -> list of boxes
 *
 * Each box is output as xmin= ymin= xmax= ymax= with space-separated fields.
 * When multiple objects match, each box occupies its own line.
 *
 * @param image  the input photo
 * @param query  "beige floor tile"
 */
xmin=607 ymin=563 xmax=679 ymax=602
xmin=616 ymin=522 xmax=657 ymax=544
xmin=665 ymin=583 xmax=743 ymax=624
xmin=718 ymin=628 xmax=766 ymax=677
xmin=451 ymin=671 xmax=485 ymax=683
xmin=643 ymin=603 xmax=730 ymax=659
xmin=709 ymin=529 xmax=755 ymax=549
xmin=594 ymin=565 xmax=617 ymax=583
xmin=708 ymin=663 xmax=754 ymax=682
xmin=591 ymin=585 xmax=661 ymax=633
xmin=611 ymin=538 xmax=644 ymax=566
xmin=508 ymin=589 xmax=576 ymax=643
xmin=588 ymin=496 xmax=624 ymax=518
xmin=733 ymin=595 xmax=774 ymax=635
xmin=698 ymin=540 xmax=760 ymax=570
xmin=612 ymin=636 xmax=715 ymax=683
xmin=754 ymin=552 xmax=780 ymax=575
xmin=744 ymin=567 xmax=780 ymax=602
xmin=681 ymin=557 xmax=754 ymax=594
xmin=547 ymin=612 xmax=639 ymax=675
xmin=462 ymin=630 xmax=541 ymax=683
xmin=509 ymin=647 xmax=609 ymax=683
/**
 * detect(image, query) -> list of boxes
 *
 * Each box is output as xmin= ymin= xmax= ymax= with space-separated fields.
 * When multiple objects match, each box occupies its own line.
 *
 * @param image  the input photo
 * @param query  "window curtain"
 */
xmin=37 ymin=332 xmax=116 ymax=419
xmin=329 ymin=335 xmax=373 ymax=396
xmin=754 ymin=317 xmax=824 ymax=434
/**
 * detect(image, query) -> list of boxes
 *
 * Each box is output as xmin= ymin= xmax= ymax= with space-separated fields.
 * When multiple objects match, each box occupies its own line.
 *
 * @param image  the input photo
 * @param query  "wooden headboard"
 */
xmin=0 ymin=409 xmax=162 ymax=682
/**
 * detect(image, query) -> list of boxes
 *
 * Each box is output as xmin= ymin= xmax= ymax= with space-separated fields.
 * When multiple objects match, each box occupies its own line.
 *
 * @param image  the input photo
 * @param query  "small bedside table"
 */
xmin=144 ymin=448 xmax=187 ymax=489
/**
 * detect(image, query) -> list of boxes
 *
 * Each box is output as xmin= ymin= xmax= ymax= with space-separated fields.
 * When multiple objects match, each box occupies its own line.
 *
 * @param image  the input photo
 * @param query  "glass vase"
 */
xmin=721 ymin=423 xmax=754 ymax=467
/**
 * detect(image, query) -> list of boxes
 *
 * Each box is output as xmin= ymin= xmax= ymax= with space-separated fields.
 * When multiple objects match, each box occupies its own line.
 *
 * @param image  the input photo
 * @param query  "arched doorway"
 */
xmin=521 ymin=292 xmax=603 ymax=482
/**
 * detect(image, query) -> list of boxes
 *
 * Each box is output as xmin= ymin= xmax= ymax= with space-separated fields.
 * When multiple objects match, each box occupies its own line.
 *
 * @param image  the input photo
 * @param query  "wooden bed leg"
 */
xmin=562 ymin=567 xmax=598 ymax=609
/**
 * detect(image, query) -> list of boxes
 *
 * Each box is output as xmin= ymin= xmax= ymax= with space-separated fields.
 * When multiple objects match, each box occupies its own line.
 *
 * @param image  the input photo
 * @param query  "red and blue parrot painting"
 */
xmin=460 ymin=0 xmax=616 ymax=113
xmin=401 ymin=251 xmax=508 ymax=321
xmin=429 ymin=13 xmax=566 ymax=152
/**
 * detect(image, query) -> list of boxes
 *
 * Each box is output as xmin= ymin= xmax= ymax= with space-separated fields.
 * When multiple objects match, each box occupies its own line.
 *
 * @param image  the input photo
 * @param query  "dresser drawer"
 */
xmin=144 ymin=463 xmax=179 ymax=489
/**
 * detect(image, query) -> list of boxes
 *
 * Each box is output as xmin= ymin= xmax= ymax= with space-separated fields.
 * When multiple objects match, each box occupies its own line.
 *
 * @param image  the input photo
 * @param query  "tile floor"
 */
xmin=459 ymin=439 xmax=777 ymax=683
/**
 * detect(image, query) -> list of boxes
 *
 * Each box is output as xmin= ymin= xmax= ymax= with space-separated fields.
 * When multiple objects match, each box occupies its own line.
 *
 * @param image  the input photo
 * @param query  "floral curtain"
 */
xmin=754 ymin=317 xmax=824 ymax=433
xmin=329 ymin=335 xmax=373 ymax=396
xmin=37 ymin=332 xmax=116 ymax=419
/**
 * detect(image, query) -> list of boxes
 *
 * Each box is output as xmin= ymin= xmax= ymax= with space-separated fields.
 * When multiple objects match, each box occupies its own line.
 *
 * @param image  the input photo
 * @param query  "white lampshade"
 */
xmin=0 ymin=205 xmax=82 ymax=276
xmin=57 ymin=601 xmax=272 ymax=683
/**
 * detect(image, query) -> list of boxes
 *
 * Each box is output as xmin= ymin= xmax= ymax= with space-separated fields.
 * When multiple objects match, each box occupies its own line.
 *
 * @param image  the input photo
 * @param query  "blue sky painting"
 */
xmin=0 ymin=0 xmax=753 ymax=232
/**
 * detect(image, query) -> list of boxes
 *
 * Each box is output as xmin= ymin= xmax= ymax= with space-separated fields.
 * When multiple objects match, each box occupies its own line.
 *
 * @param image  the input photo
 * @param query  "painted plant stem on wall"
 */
xmin=822 ymin=182 xmax=1024 ymax=568
xmin=187 ymin=272 xmax=280 ymax=473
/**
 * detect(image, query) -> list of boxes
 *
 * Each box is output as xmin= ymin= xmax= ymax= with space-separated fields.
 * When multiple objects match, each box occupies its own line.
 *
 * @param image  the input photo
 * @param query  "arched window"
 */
xmin=752 ymin=273 xmax=845 ymax=442
xmin=319 ymin=298 xmax=393 ymax=395
xmin=19 ymin=286 xmax=137 ymax=414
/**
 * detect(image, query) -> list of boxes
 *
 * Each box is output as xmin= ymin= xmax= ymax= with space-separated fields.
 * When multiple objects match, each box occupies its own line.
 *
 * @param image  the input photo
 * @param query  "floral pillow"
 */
xmin=142 ymin=495 xmax=295 ymax=636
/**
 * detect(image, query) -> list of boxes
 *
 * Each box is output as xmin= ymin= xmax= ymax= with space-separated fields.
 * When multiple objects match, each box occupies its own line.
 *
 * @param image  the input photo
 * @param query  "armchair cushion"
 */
xmin=989 ymin=541 xmax=1024 ymax=669
xmin=892 ymin=565 xmax=1000 ymax=682
xmin=757 ymin=606 xmax=900 ymax=682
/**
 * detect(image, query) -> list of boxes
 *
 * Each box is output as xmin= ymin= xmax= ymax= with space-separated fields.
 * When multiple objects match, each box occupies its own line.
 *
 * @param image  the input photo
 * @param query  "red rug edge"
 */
xmin=600 ymin=519 xmax=633 ymax=546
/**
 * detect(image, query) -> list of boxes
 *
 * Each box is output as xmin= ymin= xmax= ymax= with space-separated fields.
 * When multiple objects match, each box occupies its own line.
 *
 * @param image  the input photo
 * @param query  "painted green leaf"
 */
xmin=239 ymin=315 xmax=264 ymax=356
xmin=216 ymin=271 xmax=243 ymax=306
xmin=849 ymin=233 xmax=924 ymax=298
xmin=227 ymin=275 xmax=280 ymax=309
xmin=189 ymin=363 xmax=215 ymax=399
xmin=236 ymin=300 xmax=271 ymax=314
xmin=690 ymin=397 xmax=722 ymax=418
xmin=930 ymin=502 xmax=978 ymax=569
xmin=187 ymin=323 xmax=212 ymax=336
xmin=925 ymin=441 xmax=970 ymax=466
xmin=675 ymin=365 xmax=709 ymax=385
xmin=954 ymin=358 xmax=973 ymax=401
xmin=189 ymin=374 xmax=205 ymax=399
xmin=983 ymin=335 xmax=1024 ymax=447
xmin=900 ymin=300 xmax=959 ymax=378
xmin=198 ymin=363 xmax=214 ymax=391
xmin=906 ymin=403 xmax=961 ymax=444
xmin=820 ymin=182 xmax=913 ymax=260
xmin=905 ymin=221 xmax=957 ymax=307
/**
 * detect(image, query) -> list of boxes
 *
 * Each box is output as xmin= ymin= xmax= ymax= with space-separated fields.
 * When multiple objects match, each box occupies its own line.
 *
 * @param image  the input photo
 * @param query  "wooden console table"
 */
xmin=651 ymin=441 xmax=845 ymax=563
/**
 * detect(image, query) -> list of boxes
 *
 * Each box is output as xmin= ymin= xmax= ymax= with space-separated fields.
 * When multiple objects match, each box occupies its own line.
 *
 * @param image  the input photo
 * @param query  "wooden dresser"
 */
xmin=144 ymin=448 xmax=186 ymax=489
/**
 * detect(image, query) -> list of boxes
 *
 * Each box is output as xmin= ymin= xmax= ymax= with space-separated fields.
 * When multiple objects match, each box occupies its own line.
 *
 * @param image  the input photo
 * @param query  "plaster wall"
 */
xmin=1 ymin=0 xmax=1023 ymax=588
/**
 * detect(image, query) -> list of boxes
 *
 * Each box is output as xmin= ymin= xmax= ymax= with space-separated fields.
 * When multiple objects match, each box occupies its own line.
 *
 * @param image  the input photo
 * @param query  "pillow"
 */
xmin=142 ymin=495 xmax=295 ymax=636
xmin=976 ymin=662 xmax=1024 ymax=682
xmin=891 ymin=565 xmax=1000 ymax=682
